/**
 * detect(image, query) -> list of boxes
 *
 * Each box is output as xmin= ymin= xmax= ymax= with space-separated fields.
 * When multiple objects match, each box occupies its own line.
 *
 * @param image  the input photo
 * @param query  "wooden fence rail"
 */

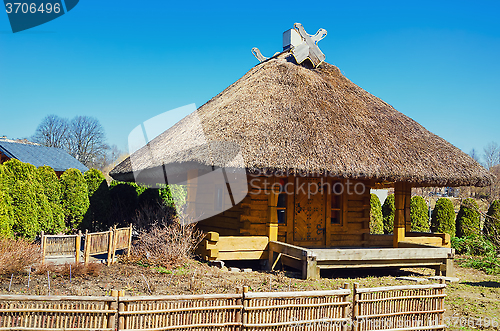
xmin=0 ymin=283 xmax=447 ymax=331
xmin=41 ymin=225 xmax=133 ymax=265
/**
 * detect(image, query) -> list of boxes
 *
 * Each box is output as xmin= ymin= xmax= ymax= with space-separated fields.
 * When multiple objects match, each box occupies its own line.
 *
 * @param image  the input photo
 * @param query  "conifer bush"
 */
xmin=0 ymin=165 xmax=13 ymax=237
xmin=484 ymin=200 xmax=500 ymax=246
xmin=60 ymin=168 xmax=89 ymax=230
xmin=3 ymin=159 xmax=42 ymax=238
xmin=370 ymin=194 xmax=384 ymax=234
xmin=37 ymin=166 xmax=65 ymax=234
xmin=431 ymin=198 xmax=456 ymax=237
xmin=382 ymin=194 xmax=395 ymax=234
xmin=456 ymin=198 xmax=481 ymax=238
xmin=84 ymin=169 xmax=110 ymax=230
xmin=410 ymin=196 xmax=430 ymax=232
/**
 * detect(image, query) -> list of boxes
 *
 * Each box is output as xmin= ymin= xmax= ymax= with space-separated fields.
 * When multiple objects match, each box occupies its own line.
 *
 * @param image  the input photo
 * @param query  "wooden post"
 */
xmin=75 ymin=231 xmax=81 ymax=264
xmin=41 ymin=231 xmax=46 ymax=262
xmin=235 ymin=287 xmax=244 ymax=331
xmin=342 ymin=283 xmax=350 ymax=331
xmin=118 ymin=291 xmax=125 ymax=331
xmin=393 ymin=182 xmax=406 ymax=247
xmin=111 ymin=225 xmax=118 ymax=264
xmin=352 ymin=283 xmax=359 ymax=331
xmin=108 ymin=290 xmax=119 ymax=330
xmin=267 ymin=178 xmax=279 ymax=268
xmin=127 ymin=223 xmax=133 ymax=257
xmin=242 ymin=286 xmax=248 ymax=328
xmin=84 ymin=230 xmax=90 ymax=264
xmin=107 ymin=228 xmax=113 ymax=266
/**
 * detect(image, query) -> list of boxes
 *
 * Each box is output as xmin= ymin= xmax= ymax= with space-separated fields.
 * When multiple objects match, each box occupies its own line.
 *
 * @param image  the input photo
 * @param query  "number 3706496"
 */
xmin=5 ymin=2 xmax=61 ymax=14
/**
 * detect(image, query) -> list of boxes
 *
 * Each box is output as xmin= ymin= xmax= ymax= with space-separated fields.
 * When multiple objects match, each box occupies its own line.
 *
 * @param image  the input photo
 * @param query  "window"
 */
xmin=277 ymin=178 xmax=287 ymax=224
xmin=331 ymin=182 xmax=342 ymax=225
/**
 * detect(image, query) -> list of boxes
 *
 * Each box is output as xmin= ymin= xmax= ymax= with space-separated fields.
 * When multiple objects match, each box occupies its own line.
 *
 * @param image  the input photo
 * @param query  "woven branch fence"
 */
xmin=41 ymin=225 xmax=133 ymax=266
xmin=0 ymin=283 xmax=446 ymax=331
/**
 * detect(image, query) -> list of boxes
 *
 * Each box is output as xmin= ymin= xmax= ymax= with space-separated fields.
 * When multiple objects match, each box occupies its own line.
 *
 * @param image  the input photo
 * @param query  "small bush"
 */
xmin=369 ymin=194 xmax=384 ymax=234
xmin=456 ymin=255 xmax=500 ymax=275
xmin=410 ymin=196 xmax=430 ymax=232
xmin=58 ymin=262 xmax=102 ymax=277
xmin=456 ymin=198 xmax=481 ymax=237
xmin=37 ymin=166 xmax=65 ymax=234
xmin=431 ymin=198 xmax=456 ymax=237
xmin=382 ymin=195 xmax=395 ymax=234
xmin=129 ymin=222 xmax=203 ymax=268
xmin=451 ymin=236 xmax=496 ymax=256
xmin=484 ymin=200 xmax=500 ymax=247
xmin=0 ymin=237 xmax=40 ymax=275
xmin=84 ymin=169 xmax=110 ymax=231
xmin=60 ymin=169 xmax=89 ymax=230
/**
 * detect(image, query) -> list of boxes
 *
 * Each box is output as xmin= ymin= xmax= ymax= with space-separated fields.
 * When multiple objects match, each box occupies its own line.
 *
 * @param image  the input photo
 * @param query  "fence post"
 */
xmin=342 ymin=283 xmax=350 ymax=331
xmin=112 ymin=225 xmax=118 ymax=264
xmin=242 ymin=286 xmax=248 ymax=329
xmin=439 ymin=279 xmax=445 ymax=327
xmin=352 ymin=283 xmax=359 ymax=331
xmin=118 ymin=290 xmax=125 ymax=330
xmin=107 ymin=227 xmax=113 ymax=266
xmin=84 ymin=230 xmax=90 ymax=264
xmin=75 ymin=230 xmax=81 ymax=264
xmin=108 ymin=290 xmax=119 ymax=330
xmin=40 ymin=231 xmax=46 ymax=262
xmin=127 ymin=223 xmax=133 ymax=257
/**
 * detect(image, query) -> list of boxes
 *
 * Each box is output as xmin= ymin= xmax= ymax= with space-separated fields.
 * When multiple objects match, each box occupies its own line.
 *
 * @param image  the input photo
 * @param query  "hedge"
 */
xmin=431 ymin=198 xmax=456 ymax=237
xmin=369 ymin=194 xmax=384 ymax=234
xmin=382 ymin=194 xmax=395 ymax=234
xmin=456 ymin=198 xmax=481 ymax=238
xmin=410 ymin=196 xmax=430 ymax=232
xmin=60 ymin=168 xmax=89 ymax=230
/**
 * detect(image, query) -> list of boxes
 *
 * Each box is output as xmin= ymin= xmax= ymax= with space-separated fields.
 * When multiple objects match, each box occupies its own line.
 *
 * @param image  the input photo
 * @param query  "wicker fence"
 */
xmin=0 ymin=283 xmax=447 ymax=331
xmin=352 ymin=282 xmax=447 ymax=331
xmin=41 ymin=225 xmax=133 ymax=265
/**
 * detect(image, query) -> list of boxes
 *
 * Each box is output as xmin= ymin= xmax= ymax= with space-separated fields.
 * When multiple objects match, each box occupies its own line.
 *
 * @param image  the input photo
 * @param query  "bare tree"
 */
xmin=67 ymin=116 xmax=109 ymax=168
xmin=483 ymin=142 xmax=500 ymax=170
xmin=32 ymin=115 xmax=69 ymax=148
xmin=469 ymin=148 xmax=481 ymax=163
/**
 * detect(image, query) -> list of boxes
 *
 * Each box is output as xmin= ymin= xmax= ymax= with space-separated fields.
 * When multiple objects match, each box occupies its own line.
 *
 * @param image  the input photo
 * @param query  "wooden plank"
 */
xmin=311 ymin=247 xmax=452 ymax=261
xmin=401 ymin=236 xmax=443 ymax=246
xmin=317 ymin=259 xmax=444 ymax=269
xmin=281 ymin=255 xmax=303 ymax=270
xmin=216 ymin=236 xmax=268 ymax=251
xmin=269 ymin=241 xmax=309 ymax=260
xmin=244 ymin=289 xmax=350 ymax=299
xmin=218 ymin=250 xmax=268 ymax=260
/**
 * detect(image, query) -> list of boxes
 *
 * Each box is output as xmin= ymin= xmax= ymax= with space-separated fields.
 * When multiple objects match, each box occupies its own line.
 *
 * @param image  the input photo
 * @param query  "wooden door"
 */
xmin=293 ymin=177 xmax=326 ymax=247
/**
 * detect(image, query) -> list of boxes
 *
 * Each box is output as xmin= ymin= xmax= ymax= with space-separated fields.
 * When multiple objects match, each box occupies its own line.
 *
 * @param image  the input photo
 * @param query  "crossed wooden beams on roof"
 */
xmin=252 ymin=23 xmax=327 ymax=67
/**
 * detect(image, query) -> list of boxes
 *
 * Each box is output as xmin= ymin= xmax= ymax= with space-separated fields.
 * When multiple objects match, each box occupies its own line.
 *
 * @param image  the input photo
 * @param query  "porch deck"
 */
xmin=269 ymin=241 xmax=455 ymax=280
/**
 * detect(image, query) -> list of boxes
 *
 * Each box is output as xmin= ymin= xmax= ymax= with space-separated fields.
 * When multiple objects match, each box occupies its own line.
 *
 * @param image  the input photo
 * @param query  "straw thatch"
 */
xmin=110 ymin=52 xmax=493 ymax=187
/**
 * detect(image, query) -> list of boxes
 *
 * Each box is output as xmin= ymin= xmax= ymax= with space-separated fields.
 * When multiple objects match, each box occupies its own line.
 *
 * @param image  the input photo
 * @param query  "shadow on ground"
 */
xmin=462 ymin=281 xmax=500 ymax=288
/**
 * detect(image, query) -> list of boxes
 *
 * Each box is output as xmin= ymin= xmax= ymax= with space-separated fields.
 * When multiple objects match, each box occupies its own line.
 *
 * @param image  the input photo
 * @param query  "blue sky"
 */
xmin=1 ymin=0 xmax=499 ymax=161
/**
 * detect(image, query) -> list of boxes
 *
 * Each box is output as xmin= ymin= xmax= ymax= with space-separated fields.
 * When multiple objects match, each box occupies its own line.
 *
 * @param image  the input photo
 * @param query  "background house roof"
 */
xmin=0 ymin=139 xmax=88 ymax=173
xmin=110 ymin=52 xmax=493 ymax=187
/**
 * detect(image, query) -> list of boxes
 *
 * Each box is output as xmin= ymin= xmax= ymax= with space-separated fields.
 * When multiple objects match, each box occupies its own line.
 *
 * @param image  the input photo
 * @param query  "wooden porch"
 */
xmin=196 ymin=233 xmax=455 ymax=280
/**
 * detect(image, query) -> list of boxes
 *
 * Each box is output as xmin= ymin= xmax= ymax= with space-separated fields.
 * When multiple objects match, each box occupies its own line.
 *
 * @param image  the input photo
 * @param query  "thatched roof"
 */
xmin=110 ymin=52 xmax=493 ymax=187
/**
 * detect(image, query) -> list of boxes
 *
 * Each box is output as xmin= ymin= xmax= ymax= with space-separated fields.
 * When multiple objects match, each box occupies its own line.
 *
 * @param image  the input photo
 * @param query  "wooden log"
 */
xmin=75 ymin=231 xmax=81 ymax=264
xmin=84 ymin=230 xmax=90 ymax=264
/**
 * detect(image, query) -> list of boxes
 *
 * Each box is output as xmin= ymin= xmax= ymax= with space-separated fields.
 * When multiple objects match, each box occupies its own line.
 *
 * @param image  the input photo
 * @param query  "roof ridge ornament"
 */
xmin=251 ymin=47 xmax=268 ymax=62
xmin=291 ymin=23 xmax=327 ymax=67
xmin=251 ymin=23 xmax=327 ymax=67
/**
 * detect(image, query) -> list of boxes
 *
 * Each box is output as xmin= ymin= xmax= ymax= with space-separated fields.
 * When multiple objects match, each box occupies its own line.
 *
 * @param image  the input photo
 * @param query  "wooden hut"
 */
xmin=110 ymin=27 xmax=492 ymax=279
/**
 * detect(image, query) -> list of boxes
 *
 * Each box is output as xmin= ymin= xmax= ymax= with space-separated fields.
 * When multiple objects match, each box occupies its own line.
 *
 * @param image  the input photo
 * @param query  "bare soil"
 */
xmin=1 ymin=259 xmax=498 ymax=330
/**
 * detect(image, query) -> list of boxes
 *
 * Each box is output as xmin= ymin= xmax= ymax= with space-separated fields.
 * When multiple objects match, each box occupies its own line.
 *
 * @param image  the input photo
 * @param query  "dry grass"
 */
xmin=34 ymin=262 xmax=102 ymax=277
xmin=0 ymin=237 xmax=40 ymax=275
xmin=127 ymin=221 xmax=203 ymax=269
